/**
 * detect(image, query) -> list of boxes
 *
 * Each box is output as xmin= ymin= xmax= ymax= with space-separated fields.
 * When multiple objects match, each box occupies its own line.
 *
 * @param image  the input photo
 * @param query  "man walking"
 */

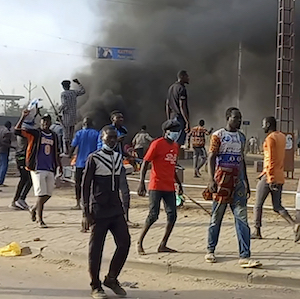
xmin=137 ymin=119 xmax=183 ymax=255
xmin=82 ymin=125 xmax=130 ymax=299
xmin=132 ymin=125 xmax=153 ymax=159
xmin=60 ymin=78 xmax=85 ymax=154
xmin=9 ymin=134 xmax=32 ymax=210
xmin=251 ymin=117 xmax=299 ymax=240
xmin=97 ymin=111 xmax=135 ymax=225
xmin=189 ymin=119 xmax=213 ymax=177
xmin=0 ymin=121 xmax=15 ymax=187
xmin=69 ymin=117 xmax=99 ymax=210
xmin=15 ymin=111 xmax=62 ymax=228
xmin=166 ymin=70 xmax=190 ymax=145
xmin=205 ymin=107 xmax=261 ymax=268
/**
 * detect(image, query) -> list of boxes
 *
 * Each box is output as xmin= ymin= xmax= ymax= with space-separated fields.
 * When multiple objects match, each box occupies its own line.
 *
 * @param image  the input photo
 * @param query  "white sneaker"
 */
xmin=239 ymin=258 xmax=262 ymax=268
xmin=205 ymin=253 xmax=217 ymax=263
xmin=15 ymin=200 xmax=29 ymax=210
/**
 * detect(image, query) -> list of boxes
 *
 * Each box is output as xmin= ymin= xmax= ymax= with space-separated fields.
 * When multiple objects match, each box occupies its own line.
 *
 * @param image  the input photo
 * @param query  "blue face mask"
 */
xmin=102 ymin=143 xmax=115 ymax=152
xmin=166 ymin=131 xmax=180 ymax=142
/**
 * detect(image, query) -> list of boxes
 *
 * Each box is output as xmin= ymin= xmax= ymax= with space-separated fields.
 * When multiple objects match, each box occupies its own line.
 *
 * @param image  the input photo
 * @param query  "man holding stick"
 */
xmin=59 ymin=79 xmax=85 ymax=154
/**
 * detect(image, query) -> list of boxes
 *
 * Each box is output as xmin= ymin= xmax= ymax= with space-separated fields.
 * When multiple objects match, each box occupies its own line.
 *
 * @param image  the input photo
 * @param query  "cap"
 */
xmin=61 ymin=80 xmax=71 ymax=86
xmin=161 ymin=119 xmax=181 ymax=132
xmin=41 ymin=114 xmax=51 ymax=121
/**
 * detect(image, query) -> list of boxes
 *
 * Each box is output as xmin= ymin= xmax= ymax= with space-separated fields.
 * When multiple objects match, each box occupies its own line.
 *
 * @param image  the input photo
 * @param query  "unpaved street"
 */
xmin=0 ymin=257 xmax=299 ymax=299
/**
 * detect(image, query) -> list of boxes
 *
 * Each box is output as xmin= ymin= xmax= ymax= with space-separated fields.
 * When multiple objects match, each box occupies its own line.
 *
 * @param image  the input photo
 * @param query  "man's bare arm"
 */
xmin=137 ymin=160 xmax=150 ymax=196
xmin=166 ymin=99 xmax=170 ymax=120
xmin=208 ymin=152 xmax=217 ymax=192
xmin=179 ymin=99 xmax=190 ymax=132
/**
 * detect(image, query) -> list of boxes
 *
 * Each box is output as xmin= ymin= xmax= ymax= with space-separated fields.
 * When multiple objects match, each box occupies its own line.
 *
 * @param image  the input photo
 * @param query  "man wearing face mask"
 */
xmin=97 ymin=110 xmax=135 ymax=226
xmin=136 ymin=119 xmax=183 ymax=255
xmin=82 ymin=125 xmax=130 ymax=299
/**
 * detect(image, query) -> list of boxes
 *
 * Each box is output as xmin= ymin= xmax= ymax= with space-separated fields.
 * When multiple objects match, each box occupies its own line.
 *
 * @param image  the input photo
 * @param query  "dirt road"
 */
xmin=0 ymin=257 xmax=299 ymax=299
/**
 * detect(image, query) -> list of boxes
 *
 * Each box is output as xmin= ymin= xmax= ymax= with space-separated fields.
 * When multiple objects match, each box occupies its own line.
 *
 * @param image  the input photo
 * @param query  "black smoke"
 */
xmin=76 ymin=0 xmax=299 ymax=139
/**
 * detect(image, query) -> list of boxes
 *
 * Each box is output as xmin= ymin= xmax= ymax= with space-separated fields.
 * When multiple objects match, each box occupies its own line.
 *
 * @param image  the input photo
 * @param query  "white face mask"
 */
xmin=102 ymin=143 xmax=115 ymax=152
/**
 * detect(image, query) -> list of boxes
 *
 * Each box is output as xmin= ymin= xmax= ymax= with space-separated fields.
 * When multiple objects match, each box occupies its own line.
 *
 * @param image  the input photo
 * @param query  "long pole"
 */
xmin=41 ymin=86 xmax=65 ymax=128
xmin=24 ymin=80 xmax=37 ymax=102
xmin=237 ymin=42 xmax=242 ymax=108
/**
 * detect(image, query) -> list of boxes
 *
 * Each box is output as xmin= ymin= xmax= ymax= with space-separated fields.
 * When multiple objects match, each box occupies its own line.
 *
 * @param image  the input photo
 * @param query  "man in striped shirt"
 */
xmin=60 ymin=79 xmax=85 ymax=154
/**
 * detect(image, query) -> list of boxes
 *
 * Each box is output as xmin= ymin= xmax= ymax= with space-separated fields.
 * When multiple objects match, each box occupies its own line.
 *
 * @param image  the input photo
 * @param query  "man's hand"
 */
xmin=208 ymin=179 xmax=217 ymax=193
xmin=137 ymin=181 xmax=147 ymax=197
xmin=82 ymin=213 xmax=93 ymax=231
xmin=73 ymin=79 xmax=80 ymax=84
xmin=269 ymin=183 xmax=279 ymax=192
xmin=246 ymin=187 xmax=251 ymax=199
xmin=118 ymin=135 xmax=126 ymax=142
xmin=178 ymin=184 xmax=183 ymax=195
xmin=58 ymin=166 xmax=63 ymax=176
xmin=22 ymin=109 xmax=30 ymax=117
xmin=185 ymin=122 xmax=190 ymax=133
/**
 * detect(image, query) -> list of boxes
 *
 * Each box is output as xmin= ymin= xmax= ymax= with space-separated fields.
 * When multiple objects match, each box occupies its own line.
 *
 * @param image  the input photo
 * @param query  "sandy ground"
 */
xmin=0 ymin=256 xmax=299 ymax=299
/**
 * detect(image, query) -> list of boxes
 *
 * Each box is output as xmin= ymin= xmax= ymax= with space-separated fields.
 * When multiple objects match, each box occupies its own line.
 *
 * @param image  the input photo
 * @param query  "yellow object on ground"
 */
xmin=0 ymin=242 xmax=22 ymax=256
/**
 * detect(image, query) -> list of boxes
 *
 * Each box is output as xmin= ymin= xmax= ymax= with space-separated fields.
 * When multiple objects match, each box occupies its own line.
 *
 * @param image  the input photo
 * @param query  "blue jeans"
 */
xmin=0 ymin=153 xmax=9 ymax=185
xmin=207 ymin=182 xmax=251 ymax=258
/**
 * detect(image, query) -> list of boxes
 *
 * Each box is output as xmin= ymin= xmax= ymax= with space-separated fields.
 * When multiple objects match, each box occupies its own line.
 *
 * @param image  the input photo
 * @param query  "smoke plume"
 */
xmin=76 ymin=0 xmax=299 ymax=138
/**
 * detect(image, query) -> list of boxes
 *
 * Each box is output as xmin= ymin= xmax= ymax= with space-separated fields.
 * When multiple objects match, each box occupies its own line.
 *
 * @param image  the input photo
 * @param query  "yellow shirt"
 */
xmin=261 ymin=131 xmax=285 ymax=184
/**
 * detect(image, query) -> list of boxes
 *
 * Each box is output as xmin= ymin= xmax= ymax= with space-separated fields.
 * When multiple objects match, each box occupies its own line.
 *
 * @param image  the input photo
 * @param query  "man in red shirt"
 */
xmin=137 ymin=120 xmax=183 ymax=255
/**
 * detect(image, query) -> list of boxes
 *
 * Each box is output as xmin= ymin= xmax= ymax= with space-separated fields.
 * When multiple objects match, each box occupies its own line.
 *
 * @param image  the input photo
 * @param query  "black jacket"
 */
xmin=82 ymin=149 xmax=124 ymax=219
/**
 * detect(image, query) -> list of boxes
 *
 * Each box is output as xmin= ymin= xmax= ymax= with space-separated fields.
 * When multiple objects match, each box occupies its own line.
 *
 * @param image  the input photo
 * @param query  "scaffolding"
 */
xmin=275 ymin=0 xmax=295 ymax=176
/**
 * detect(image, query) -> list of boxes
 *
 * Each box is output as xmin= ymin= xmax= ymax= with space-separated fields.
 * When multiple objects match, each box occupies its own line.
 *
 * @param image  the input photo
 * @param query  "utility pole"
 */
xmin=275 ymin=0 xmax=295 ymax=178
xmin=237 ymin=41 xmax=242 ymax=108
xmin=23 ymin=80 xmax=37 ymax=102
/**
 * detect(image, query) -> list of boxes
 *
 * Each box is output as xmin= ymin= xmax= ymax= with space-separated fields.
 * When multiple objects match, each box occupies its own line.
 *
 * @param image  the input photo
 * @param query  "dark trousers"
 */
xmin=0 ymin=153 xmax=9 ymax=185
xmin=146 ymin=190 xmax=177 ymax=226
xmin=13 ymin=161 xmax=32 ymax=202
xmin=253 ymin=175 xmax=289 ymax=228
xmin=75 ymin=167 xmax=84 ymax=202
xmin=193 ymin=147 xmax=207 ymax=171
xmin=135 ymin=148 xmax=144 ymax=159
xmin=89 ymin=214 xmax=130 ymax=290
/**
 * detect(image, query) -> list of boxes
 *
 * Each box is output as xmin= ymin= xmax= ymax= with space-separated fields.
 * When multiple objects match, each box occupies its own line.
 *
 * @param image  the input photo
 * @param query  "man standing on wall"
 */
xmin=166 ymin=70 xmax=191 ymax=145
xmin=60 ymin=79 xmax=85 ymax=154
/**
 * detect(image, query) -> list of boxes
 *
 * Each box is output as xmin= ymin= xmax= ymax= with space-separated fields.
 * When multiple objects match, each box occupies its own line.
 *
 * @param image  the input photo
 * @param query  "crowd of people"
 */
xmin=0 ymin=70 xmax=299 ymax=298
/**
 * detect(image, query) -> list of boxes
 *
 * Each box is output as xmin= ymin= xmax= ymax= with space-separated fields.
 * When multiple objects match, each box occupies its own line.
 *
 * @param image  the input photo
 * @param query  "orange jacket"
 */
xmin=260 ymin=131 xmax=285 ymax=184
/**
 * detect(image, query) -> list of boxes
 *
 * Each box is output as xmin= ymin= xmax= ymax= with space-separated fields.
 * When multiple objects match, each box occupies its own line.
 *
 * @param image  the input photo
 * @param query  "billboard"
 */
xmin=97 ymin=47 xmax=136 ymax=60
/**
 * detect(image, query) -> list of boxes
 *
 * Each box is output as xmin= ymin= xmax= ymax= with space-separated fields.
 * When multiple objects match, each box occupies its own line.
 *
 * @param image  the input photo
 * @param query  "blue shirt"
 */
xmin=71 ymin=128 xmax=99 ymax=168
xmin=36 ymin=131 xmax=55 ymax=172
xmin=97 ymin=124 xmax=127 ymax=154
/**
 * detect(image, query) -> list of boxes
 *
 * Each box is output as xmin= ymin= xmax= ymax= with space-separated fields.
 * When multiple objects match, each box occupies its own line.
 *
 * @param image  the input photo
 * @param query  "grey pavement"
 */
xmin=0 ymin=177 xmax=300 ymax=288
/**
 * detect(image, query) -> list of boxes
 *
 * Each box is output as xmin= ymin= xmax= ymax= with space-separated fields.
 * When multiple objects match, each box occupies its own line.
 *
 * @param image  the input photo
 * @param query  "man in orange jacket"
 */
xmin=252 ymin=116 xmax=299 ymax=240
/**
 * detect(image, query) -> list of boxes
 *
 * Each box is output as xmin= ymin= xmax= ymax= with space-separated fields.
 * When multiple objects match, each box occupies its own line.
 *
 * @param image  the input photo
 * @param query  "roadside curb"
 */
xmin=40 ymin=247 xmax=300 ymax=290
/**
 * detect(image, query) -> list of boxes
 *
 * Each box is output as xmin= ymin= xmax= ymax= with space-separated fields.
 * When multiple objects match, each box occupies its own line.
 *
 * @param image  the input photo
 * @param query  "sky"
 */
xmin=0 ymin=0 xmax=100 ymax=110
